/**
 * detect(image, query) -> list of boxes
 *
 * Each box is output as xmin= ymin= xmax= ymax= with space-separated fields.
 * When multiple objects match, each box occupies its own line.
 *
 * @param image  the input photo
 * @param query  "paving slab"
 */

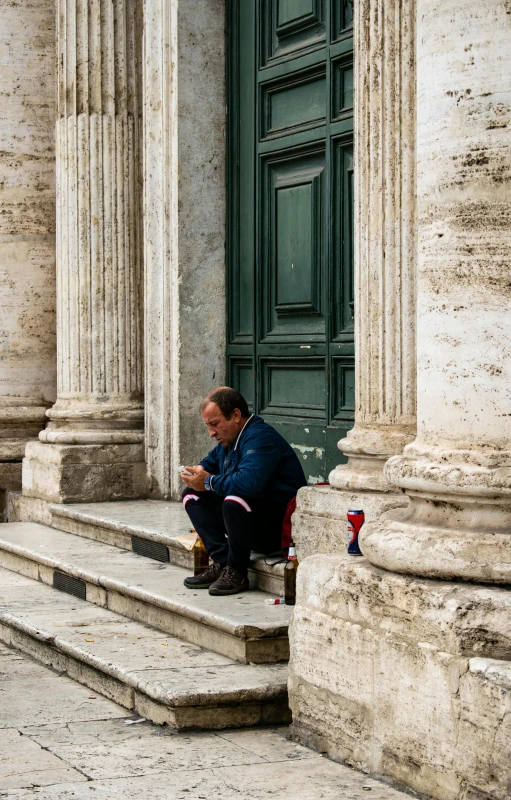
xmin=21 ymin=721 xmax=319 ymax=764
xmin=27 ymin=728 xmax=268 ymax=781
xmin=0 ymin=731 xmax=86 ymax=790
xmin=0 ymin=760 xmax=412 ymax=799
xmin=0 ymin=523 xmax=290 ymax=662
xmin=0 ymin=665 xmax=123 ymax=729
xmin=214 ymin=727 xmax=321 ymax=762
xmin=0 ymin=643 xmax=411 ymax=800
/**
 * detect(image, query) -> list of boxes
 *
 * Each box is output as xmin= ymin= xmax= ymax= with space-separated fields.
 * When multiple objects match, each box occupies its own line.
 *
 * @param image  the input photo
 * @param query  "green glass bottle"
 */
xmin=193 ymin=532 xmax=209 ymax=576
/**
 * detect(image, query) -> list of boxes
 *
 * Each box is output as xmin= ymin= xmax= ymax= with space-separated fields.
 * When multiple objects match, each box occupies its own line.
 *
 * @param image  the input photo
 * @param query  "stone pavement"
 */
xmin=0 ymin=642 xmax=412 ymax=799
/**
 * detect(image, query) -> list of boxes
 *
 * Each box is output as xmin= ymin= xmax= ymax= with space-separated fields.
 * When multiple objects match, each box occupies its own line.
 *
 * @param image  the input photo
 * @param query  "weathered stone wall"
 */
xmin=0 ymin=0 xmax=56 ymax=404
xmin=177 ymin=0 xmax=226 ymax=466
xmin=0 ymin=0 xmax=56 ymax=516
xmin=144 ymin=0 xmax=226 ymax=499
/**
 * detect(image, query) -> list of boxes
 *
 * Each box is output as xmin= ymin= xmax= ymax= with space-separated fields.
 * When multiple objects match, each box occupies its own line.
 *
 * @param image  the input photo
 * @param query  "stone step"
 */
xmin=48 ymin=500 xmax=286 ymax=596
xmin=0 ymin=522 xmax=290 ymax=664
xmin=0 ymin=566 xmax=290 ymax=730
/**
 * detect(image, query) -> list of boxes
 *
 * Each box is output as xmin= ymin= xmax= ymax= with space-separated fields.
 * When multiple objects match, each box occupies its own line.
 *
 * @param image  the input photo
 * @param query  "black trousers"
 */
xmin=182 ymin=489 xmax=285 ymax=573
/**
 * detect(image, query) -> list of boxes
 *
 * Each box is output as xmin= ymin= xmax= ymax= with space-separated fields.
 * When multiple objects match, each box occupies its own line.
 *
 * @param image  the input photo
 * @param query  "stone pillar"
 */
xmin=22 ymin=0 xmax=147 ymax=504
xmin=293 ymin=0 xmax=416 ymax=558
xmin=361 ymin=0 xmax=511 ymax=583
xmin=0 ymin=0 xmax=57 ymax=519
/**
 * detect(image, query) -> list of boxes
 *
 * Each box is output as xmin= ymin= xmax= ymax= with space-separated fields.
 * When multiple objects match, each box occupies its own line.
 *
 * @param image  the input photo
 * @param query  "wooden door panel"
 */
xmin=332 ymin=137 xmax=354 ymax=339
xmin=332 ymin=55 xmax=353 ymax=120
xmin=332 ymin=0 xmax=353 ymax=42
xmin=260 ymin=0 xmax=327 ymax=67
xmin=227 ymin=2 xmax=256 ymax=345
xmin=331 ymin=355 xmax=355 ymax=421
xmin=258 ymin=355 xmax=328 ymax=480
xmin=261 ymin=66 xmax=326 ymax=139
xmin=269 ymin=418 xmax=329 ymax=483
xmin=261 ymin=147 xmax=325 ymax=340
xmin=259 ymin=357 xmax=326 ymax=418
xmin=228 ymin=356 xmax=255 ymax=413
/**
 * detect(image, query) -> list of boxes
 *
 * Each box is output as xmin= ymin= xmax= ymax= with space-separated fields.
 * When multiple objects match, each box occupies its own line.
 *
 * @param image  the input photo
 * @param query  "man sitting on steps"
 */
xmin=181 ymin=386 xmax=307 ymax=596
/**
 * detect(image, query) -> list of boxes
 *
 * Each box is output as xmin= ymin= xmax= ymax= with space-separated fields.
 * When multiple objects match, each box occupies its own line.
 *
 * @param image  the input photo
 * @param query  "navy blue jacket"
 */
xmin=200 ymin=415 xmax=306 ymax=507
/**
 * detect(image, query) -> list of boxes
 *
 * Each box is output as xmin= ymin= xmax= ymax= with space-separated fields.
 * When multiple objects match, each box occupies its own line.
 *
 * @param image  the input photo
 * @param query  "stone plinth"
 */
xmin=292 ymin=484 xmax=408 ymax=562
xmin=289 ymin=555 xmax=511 ymax=800
xmin=23 ymin=441 xmax=147 ymax=505
xmin=360 ymin=0 xmax=511 ymax=582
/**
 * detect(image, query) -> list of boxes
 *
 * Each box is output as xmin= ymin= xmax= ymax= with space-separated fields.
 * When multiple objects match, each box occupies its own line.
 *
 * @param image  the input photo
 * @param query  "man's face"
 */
xmin=201 ymin=402 xmax=243 ymax=447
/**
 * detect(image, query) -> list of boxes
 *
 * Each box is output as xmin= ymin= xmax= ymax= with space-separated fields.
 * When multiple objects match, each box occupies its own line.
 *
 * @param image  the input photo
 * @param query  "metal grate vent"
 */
xmin=131 ymin=536 xmax=170 ymax=563
xmin=53 ymin=570 xmax=87 ymax=600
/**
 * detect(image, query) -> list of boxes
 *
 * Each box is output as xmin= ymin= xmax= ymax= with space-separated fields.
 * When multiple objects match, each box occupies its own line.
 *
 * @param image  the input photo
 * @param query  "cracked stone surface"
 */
xmin=0 ymin=642 xmax=411 ymax=798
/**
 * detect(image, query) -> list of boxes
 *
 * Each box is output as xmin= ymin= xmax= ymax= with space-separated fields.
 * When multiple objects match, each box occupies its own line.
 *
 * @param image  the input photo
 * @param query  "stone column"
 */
xmin=293 ymin=0 xmax=416 ymax=558
xmin=289 ymin=5 xmax=511 ymax=796
xmin=22 ymin=0 xmax=147 ymax=504
xmin=361 ymin=0 xmax=511 ymax=583
xmin=0 ymin=0 xmax=57 ymax=519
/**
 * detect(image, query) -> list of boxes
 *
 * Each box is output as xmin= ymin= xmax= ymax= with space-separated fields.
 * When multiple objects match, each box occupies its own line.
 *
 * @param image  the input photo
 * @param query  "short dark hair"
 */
xmin=200 ymin=386 xmax=250 ymax=419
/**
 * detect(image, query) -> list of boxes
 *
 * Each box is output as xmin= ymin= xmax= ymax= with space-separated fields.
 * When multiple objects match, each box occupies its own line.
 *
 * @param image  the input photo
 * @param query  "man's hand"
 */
xmin=181 ymin=466 xmax=211 ymax=492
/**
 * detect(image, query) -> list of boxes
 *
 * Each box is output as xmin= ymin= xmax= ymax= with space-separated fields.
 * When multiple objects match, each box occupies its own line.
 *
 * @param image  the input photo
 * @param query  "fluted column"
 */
xmin=0 ymin=0 xmax=56 ymax=518
xmin=22 ymin=0 xmax=147 ymax=503
xmin=292 ymin=0 xmax=416 ymax=558
xmin=329 ymin=0 xmax=416 ymax=492
xmin=361 ymin=0 xmax=511 ymax=582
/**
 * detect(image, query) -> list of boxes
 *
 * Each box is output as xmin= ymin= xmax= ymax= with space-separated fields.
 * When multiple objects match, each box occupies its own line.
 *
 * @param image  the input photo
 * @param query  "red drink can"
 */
xmin=347 ymin=509 xmax=364 ymax=555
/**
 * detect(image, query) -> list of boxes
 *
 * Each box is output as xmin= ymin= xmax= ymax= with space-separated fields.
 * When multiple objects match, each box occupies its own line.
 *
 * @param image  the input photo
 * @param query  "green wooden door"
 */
xmin=227 ymin=0 xmax=354 ymax=482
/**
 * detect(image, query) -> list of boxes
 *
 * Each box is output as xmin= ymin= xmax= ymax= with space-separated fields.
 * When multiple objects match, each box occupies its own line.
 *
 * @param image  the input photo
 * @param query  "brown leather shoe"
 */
xmin=208 ymin=565 xmax=249 ymax=596
xmin=183 ymin=562 xmax=224 ymax=589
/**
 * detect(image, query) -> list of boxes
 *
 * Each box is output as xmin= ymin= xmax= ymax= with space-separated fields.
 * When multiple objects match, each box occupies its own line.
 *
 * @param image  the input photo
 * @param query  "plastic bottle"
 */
xmin=193 ymin=532 xmax=209 ymax=575
xmin=284 ymin=541 xmax=298 ymax=606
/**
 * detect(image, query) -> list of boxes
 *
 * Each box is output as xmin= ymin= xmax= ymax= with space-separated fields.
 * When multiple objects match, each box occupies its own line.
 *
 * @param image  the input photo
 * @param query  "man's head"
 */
xmin=200 ymin=387 xmax=250 ymax=447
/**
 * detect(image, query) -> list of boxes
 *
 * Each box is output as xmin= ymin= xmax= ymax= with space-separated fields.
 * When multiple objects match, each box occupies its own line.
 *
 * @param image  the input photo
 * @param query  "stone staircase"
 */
xmin=0 ymin=500 xmax=290 ymax=730
xmin=49 ymin=500 xmax=286 ymax=596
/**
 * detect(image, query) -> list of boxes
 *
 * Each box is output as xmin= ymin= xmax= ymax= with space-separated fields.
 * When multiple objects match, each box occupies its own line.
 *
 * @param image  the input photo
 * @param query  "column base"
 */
xmin=361 ymin=442 xmax=511 ymax=583
xmin=22 ymin=440 xmax=148 ymax=504
xmin=361 ymin=500 xmax=511 ymax=584
xmin=289 ymin=554 xmax=511 ymax=800
xmin=293 ymin=484 xmax=409 ymax=560
xmin=329 ymin=424 xmax=416 ymax=492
